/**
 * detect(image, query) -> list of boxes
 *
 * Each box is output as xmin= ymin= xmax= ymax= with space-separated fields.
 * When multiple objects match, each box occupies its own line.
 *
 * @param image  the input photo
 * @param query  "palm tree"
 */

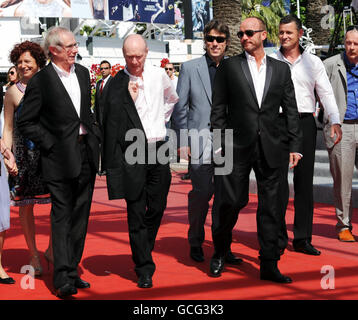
xmin=305 ymin=0 xmax=331 ymax=46
xmin=213 ymin=0 xmax=242 ymax=56
xmin=213 ymin=0 xmax=289 ymax=56
xmin=241 ymin=0 xmax=287 ymax=45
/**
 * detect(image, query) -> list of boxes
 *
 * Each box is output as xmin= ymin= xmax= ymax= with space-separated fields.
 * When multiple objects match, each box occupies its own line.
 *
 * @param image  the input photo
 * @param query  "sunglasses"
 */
xmin=205 ymin=35 xmax=227 ymax=43
xmin=347 ymin=25 xmax=358 ymax=32
xmin=100 ymin=67 xmax=110 ymax=70
xmin=237 ymin=30 xmax=264 ymax=38
xmin=165 ymin=68 xmax=173 ymax=71
xmin=9 ymin=71 xmax=15 ymax=75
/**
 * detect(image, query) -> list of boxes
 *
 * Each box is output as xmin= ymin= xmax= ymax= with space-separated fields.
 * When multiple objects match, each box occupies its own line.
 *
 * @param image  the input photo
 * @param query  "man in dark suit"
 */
xmin=209 ymin=17 xmax=302 ymax=283
xmin=95 ymin=60 xmax=112 ymax=129
xmin=103 ymin=34 xmax=178 ymax=289
xmin=171 ymin=20 xmax=241 ymax=265
xmin=17 ymin=26 xmax=100 ymax=298
xmin=94 ymin=60 xmax=112 ymax=175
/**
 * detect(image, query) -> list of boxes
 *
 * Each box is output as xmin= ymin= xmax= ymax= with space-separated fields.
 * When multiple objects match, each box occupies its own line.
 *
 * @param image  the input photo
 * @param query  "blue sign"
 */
xmin=109 ymin=0 xmax=175 ymax=24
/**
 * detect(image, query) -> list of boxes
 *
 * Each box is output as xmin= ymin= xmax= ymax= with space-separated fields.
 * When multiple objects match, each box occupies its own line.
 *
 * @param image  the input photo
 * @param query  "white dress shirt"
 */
xmin=101 ymin=74 xmax=111 ymax=88
xmin=245 ymin=51 xmax=267 ymax=108
xmin=245 ymin=51 xmax=302 ymax=157
xmin=270 ymin=48 xmax=340 ymax=125
xmin=171 ymin=75 xmax=178 ymax=90
xmin=124 ymin=65 xmax=179 ymax=142
xmin=52 ymin=62 xmax=87 ymax=135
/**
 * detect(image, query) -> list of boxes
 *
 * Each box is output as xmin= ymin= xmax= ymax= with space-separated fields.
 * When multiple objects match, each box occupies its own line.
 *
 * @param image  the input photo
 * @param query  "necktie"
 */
xmin=100 ymin=79 xmax=104 ymax=94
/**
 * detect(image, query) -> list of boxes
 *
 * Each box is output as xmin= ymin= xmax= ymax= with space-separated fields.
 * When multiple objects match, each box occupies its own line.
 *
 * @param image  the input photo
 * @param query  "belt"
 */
xmin=343 ymin=119 xmax=358 ymax=124
xmin=298 ymin=112 xmax=313 ymax=119
xmin=78 ymin=135 xmax=86 ymax=143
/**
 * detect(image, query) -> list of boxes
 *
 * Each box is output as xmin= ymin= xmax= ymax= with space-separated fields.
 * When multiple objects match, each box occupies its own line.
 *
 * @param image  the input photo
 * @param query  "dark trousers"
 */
xmin=279 ymin=114 xmax=317 ymax=247
xmin=46 ymin=140 xmax=96 ymax=289
xmin=212 ymin=140 xmax=281 ymax=261
xmin=188 ymin=163 xmax=215 ymax=247
xmin=278 ymin=115 xmax=290 ymax=250
xmin=293 ymin=115 xmax=317 ymax=243
xmin=125 ymin=161 xmax=171 ymax=278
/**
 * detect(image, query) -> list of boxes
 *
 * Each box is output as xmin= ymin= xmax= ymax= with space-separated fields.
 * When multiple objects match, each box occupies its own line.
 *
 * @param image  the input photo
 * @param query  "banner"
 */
xmin=0 ymin=0 xmax=72 ymax=17
xmin=108 ymin=0 xmax=174 ymax=24
xmin=192 ymin=0 xmax=212 ymax=39
xmin=0 ymin=0 xmax=175 ymax=23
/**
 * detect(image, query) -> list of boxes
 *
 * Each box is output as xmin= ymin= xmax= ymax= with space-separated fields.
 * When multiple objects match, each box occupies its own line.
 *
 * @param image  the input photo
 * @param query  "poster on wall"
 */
xmin=192 ymin=0 xmax=212 ymax=39
xmin=72 ymin=0 xmax=109 ymax=19
xmin=108 ymin=0 xmax=175 ymax=24
xmin=0 ymin=0 xmax=72 ymax=17
xmin=0 ymin=0 xmax=174 ymax=22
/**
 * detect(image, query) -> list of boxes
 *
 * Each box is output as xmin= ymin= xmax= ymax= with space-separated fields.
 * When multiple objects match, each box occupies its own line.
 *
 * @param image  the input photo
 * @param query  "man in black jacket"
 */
xmin=103 ymin=34 xmax=178 ymax=289
xmin=17 ymin=26 xmax=100 ymax=298
xmin=209 ymin=17 xmax=302 ymax=283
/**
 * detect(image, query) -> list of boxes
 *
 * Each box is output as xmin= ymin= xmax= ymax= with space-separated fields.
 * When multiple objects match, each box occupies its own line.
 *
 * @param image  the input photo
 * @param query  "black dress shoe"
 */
xmin=74 ymin=278 xmax=90 ymax=289
xmin=260 ymin=260 xmax=292 ymax=283
xmin=137 ymin=275 xmax=153 ymax=288
xmin=210 ymin=257 xmax=224 ymax=277
xmin=225 ymin=251 xmax=243 ymax=264
xmin=0 ymin=277 xmax=15 ymax=284
xmin=181 ymin=172 xmax=190 ymax=180
xmin=190 ymin=246 xmax=204 ymax=262
xmin=54 ymin=283 xmax=78 ymax=298
xmin=260 ymin=269 xmax=292 ymax=283
xmin=293 ymin=241 xmax=321 ymax=256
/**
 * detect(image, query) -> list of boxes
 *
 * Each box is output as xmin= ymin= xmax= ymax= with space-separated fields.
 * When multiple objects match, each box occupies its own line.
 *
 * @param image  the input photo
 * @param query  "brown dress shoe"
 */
xmin=338 ymin=229 xmax=355 ymax=242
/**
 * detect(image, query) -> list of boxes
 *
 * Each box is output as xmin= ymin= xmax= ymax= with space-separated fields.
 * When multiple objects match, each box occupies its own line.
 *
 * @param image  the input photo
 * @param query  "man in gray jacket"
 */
xmin=324 ymin=25 xmax=358 ymax=242
xmin=171 ymin=20 xmax=241 ymax=264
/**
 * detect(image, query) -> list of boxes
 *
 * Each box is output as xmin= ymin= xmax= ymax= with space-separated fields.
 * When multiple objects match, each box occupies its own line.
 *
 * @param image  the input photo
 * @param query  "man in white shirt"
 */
xmin=271 ymin=15 xmax=342 ymax=256
xmin=103 ymin=34 xmax=178 ymax=289
xmin=210 ymin=17 xmax=302 ymax=283
xmin=164 ymin=62 xmax=178 ymax=89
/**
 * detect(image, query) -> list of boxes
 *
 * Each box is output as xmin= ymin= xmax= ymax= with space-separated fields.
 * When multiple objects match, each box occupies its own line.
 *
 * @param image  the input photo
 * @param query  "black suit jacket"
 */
xmin=94 ymin=76 xmax=112 ymax=128
xmin=17 ymin=62 xmax=100 ymax=181
xmin=103 ymin=70 xmax=147 ymax=201
xmin=210 ymin=53 xmax=302 ymax=168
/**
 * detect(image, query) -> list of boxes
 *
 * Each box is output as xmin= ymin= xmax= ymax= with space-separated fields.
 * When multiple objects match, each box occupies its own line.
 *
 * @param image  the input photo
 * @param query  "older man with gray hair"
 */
xmin=17 ymin=26 xmax=100 ymax=298
xmin=324 ymin=25 xmax=358 ymax=242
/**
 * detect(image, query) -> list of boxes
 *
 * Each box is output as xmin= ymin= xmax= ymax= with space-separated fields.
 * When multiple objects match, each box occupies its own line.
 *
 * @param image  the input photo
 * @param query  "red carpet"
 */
xmin=1 ymin=172 xmax=358 ymax=300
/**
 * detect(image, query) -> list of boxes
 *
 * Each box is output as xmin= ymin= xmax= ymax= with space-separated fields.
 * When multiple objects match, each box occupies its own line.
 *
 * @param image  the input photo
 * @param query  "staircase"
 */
xmin=170 ymin=129 xmax=358 ymax=208
xmin=249 ymin=129 xmax=358 ymax=208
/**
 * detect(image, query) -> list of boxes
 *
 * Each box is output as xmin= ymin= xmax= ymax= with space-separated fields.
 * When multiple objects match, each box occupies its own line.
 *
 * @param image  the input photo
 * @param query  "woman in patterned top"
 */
xmin=3 ymin=41 xmax=53 ymax=276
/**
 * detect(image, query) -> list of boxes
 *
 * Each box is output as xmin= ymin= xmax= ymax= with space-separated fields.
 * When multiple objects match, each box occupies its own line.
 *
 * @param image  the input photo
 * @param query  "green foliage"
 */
xmin=80 ymin=25 xmax=107 ymax=37
xmin=241 ymin=0 xmax=288 ymax=45
xmin=290 ymin=0 xmax=306 ymax=24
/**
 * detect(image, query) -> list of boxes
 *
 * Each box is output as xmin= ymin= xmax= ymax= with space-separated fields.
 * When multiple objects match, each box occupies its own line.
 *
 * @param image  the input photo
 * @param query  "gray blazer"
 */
xmin=171 ymin=56 xmax=213 ymax=162
xmin=323 ymin=52 xmax=347 ymax=148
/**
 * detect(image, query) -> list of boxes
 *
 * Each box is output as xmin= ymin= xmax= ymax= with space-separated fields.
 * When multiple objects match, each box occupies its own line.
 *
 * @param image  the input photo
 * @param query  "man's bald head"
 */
xmin=123 ymin=34 xmax=148 ymax=77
